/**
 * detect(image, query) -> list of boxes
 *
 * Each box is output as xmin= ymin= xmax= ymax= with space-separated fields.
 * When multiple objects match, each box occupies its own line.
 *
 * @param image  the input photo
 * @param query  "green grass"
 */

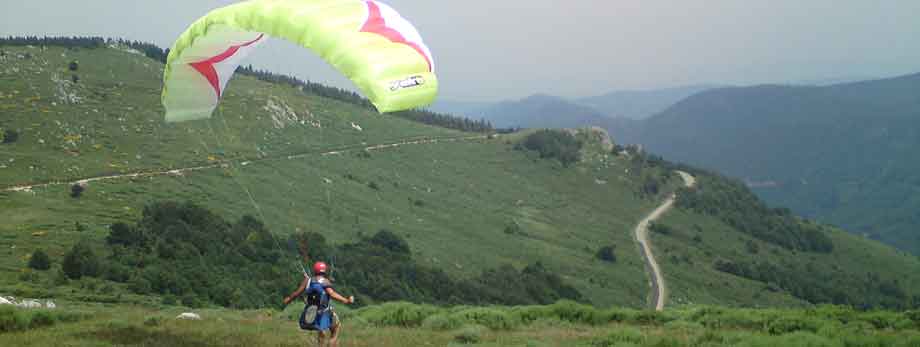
xmin=2 ymin=302 xmax=918 ymax=347
xmin=0 ymin=45 xmax=666 ymax=307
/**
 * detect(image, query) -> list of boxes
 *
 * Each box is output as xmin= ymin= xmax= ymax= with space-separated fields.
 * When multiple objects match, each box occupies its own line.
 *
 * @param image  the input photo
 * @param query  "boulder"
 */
xmin=176 ymin=312 xmax=201 ymax=320
xmin=18 ymin=299 xmax=42 ymax=308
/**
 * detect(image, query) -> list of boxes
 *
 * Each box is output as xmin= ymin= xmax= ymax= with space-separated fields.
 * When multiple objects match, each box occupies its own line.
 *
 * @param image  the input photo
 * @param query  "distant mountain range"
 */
xmin=574 ymin=84 xmax=720 ymax=120
xmin=429 ymin=84 xmax=718 ymax=126
xmin=629 ymin=73 xmax=920 ymax=254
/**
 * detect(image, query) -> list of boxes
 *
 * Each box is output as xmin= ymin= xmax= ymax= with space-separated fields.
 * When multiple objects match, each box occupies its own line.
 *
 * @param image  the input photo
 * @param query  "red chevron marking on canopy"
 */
xmin=360 ymin=1 xmax=432 ymax=72
xmin=189 ymin=34 xmax=264 ymax=97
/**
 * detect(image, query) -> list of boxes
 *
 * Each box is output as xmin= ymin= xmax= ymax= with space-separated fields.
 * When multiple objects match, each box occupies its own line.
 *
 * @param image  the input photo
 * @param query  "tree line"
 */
xmin=714 ymin=258 xmax=915 ymax=310
xmin=53 ymin=201 xmax=581 ymax=309
xmin=675 ymin=174 xmax=833 ymax=253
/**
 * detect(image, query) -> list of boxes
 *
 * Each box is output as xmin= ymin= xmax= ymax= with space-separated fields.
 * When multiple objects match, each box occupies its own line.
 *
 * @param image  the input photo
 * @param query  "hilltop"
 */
xmin=1 ymin=39 xmax=919 ymax=314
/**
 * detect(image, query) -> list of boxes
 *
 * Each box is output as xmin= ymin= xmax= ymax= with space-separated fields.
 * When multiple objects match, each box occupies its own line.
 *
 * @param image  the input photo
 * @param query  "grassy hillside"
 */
xmin=624 ymin=74 xmax=920 ymax=254
xmin=2 ymin=42 xmax=920 ymax=314
xmin=0 ymin=44 xmax=667 ymax=308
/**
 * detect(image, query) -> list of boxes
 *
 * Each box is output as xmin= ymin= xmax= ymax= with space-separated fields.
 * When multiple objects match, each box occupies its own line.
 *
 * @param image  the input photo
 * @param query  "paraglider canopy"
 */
xmin=162 ymin=0 xmax=438 ymax=122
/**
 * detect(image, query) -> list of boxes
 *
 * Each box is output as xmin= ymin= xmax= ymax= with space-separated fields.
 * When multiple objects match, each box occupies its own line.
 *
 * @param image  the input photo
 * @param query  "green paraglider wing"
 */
xmin=162 ymin=0 xmax=437 ymax=122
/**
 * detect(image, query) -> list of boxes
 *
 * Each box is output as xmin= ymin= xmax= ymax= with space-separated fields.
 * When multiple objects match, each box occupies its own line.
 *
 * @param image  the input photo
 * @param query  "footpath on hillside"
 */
xmin=634 ymin=170 xmax=696 ymax=311
xmin=2 ymin=135 xmax=487 ymax=193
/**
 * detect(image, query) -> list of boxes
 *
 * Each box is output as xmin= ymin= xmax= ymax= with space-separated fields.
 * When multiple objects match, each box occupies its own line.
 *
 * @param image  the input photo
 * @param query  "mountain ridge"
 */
xmin=630 ymin=71 xmax=920 ymax=254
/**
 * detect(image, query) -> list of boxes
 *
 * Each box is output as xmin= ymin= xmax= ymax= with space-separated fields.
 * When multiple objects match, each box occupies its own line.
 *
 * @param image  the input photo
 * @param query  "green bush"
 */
xmin=144 ymin=316 xmax=164 ymax=327
xmin=509 ymin=305 xmax=551 ymax=325
xmin=453 ymin=324 xmax=486 ymax=344
xmin=593 ymin=327 xmax=645 ymax=346
xmin=628 ymin=310 xmax=673 ymax=326
xmin=29 ymin=310 xmax=56 ymax=328
xmin=548 ymin=300 xmax=606 ymax=325
xmin=519 ymin=129 xmax=582 ymax=166
xmin=0 ymin=306 xmax=29 ymax=332
xmin=2 ymin=129 xmax=19 ymax=144
xmin=70 ymin=184 xmax=84 ymax=198
xmin=602 ymin=307 xmax=634 ymax=323
xmin=0 ymin=307 xmax=85 ymax=332
xmin=767 ymin=316 xmax=820 ymax=335
xmin=28 ymin=249 xmax=52 ymax=270
xmin=61 ymin=241 xmax=100 ymax=279
xmin=360 ymin=302 xmax=442 ymax=327
xmin=449 ymin=307 xmax=516 ymax=330
xmin=858 ymin=311 xmax=912 ymax=330
xmin=596 ymin=245 xmax=617 ymax=263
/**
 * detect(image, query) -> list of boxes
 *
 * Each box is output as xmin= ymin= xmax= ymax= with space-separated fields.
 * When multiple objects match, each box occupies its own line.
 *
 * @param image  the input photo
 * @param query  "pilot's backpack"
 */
xmin=299 ymin=277 xmax=333 ymax=331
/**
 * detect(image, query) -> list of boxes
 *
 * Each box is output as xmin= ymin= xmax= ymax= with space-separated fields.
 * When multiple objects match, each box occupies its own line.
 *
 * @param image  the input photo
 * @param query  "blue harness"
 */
xmin=299 ymin=278 xmax=334 ymax=331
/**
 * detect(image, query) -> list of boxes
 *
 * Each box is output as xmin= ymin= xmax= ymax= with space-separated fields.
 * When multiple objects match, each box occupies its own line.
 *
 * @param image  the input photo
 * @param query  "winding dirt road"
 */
xmin=2 ymin=135 xmax=487 ymax=193
xmin=635 ymin=170 xmax=696 ymax=311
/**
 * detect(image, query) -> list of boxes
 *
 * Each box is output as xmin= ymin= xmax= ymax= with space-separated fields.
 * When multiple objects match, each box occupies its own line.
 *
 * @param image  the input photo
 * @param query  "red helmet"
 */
xmin=312 ymin=261 xmax=327 ymax=275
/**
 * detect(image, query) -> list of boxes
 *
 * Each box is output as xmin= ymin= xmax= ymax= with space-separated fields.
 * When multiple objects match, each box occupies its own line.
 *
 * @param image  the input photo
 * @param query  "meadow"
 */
xmin=2 ymin=301 xmax=919 ymax=346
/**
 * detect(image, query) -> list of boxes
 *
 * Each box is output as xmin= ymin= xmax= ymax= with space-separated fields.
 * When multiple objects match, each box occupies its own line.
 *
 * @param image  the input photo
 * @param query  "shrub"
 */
xmin=629 ymin=310 xmax=672 ymax=326
xmin=767 ymin=316 xmax=820 ymax=335
xmin=593 ymin=327 xmax=645 ymax=346
xmin=52 ymin=268 xmax=69 ymax=285
xmin=453 ymin=325 xmax=486 ymax=344
xmin=450 ymin=307 xmax=515 ymax=330
xmin=61 ymin=241 xmax=100 ymax=279
xmin=181 ymin=295 xmax=204 ymax=308
xmin=649 ymin=223 xmax=673 ymax=235
xmin=548 ymin=300 xmax=606 ymax=325
xmin=144 ymin=316 xmax=164 ymax=327
xmin=70 ymin=184 xmax=84 ymax=198
xmin=596 ymin=245 xmax=617 ymax=263
xmin=19 ymin=269 xmax=41 ymax=283
xmin=29 ymin=310 xmax=56 ymax=328
xmin=28 ymin=249 xmax=51 ymax=270
xmin=509 ymin=305 xmax=552 ymax=325
xmin=0 ymin=307 xmax=84 ymax=332
xmin=2 ymin=129 xmax=19 ymax=144
xmin=520 ymin=129 xmax=582 ymax=166
xmin=368 ymin=181 xmax=380 ymax=190
xmin=106 ymin=222 xmax=140 ymax=246
xmin=503 ymin=222 xmax=525 ymax=236
xmin=361 ymin=302 xmax=442 ymax=327
xmin=0 ymin=306 xmax=30 ymax=332
xmin=369 ymin=230 xmax=410 ymax=255
xmin=162 ymin=294 xmax=177 ymax=306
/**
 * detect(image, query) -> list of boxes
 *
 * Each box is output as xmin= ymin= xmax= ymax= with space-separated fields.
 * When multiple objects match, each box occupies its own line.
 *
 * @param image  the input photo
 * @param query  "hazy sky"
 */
xmin=3 ymin=0 xmax=920 ymax=101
